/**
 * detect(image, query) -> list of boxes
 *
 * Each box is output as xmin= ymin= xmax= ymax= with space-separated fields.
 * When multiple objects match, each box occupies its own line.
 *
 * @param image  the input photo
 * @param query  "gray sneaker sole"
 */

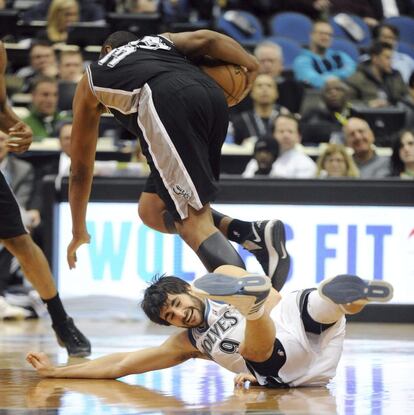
xmin=319 ymin=274 xmax=393 ymax=304
xmin=193 ymin=273 xmax=271 ymax=296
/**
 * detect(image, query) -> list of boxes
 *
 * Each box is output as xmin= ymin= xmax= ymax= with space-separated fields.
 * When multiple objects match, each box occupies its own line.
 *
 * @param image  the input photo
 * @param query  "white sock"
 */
xmin=307 ymin=290 xmax=344 ymax=324
xmin=245 ymin=304 xmax=265 ymax=320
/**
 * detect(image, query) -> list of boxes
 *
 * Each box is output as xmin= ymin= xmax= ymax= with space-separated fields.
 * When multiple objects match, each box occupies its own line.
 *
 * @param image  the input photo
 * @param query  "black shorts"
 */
xmin=137 ymin=74 xmax=228 ymax=221
xmin=0 ymin=171 xmax=27 ymax=239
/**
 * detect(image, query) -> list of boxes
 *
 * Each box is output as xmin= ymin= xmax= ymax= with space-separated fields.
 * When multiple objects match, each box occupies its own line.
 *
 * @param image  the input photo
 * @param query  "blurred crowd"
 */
xmin=0 ymin=0 xmax=413 ymax=317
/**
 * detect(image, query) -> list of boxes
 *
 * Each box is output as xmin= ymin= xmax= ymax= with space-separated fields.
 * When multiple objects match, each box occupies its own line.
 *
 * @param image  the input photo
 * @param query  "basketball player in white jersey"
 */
xmin=26 ymin=268 xmax=392 ymax=387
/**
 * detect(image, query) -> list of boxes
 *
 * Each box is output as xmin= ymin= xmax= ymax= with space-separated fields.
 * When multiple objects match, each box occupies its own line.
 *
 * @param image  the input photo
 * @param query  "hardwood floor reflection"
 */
xmin=1 ymin=320 xmax=413 ymax=414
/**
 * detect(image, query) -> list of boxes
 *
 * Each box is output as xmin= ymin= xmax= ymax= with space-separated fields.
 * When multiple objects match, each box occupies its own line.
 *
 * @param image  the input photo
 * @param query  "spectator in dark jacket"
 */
xmin=231 ymin=74 xmax=289 ymax=145
xmin=301 ymin=78 xmax=350 ymax=145
xmin=346 ymin=42 xmax=412 ymax=108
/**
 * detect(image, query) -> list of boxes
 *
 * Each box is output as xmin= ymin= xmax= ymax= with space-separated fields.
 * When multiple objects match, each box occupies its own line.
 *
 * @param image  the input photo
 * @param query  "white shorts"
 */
xmin=271 ymin=290 xmax=346 ymax=387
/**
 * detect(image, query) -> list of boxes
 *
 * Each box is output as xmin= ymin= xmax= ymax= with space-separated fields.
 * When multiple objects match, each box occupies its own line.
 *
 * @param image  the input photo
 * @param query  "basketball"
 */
xmin=201 ymin=63 xmax=248 ymax=107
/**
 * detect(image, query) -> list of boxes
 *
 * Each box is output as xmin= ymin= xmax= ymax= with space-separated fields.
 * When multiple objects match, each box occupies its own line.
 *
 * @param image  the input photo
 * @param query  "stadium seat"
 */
xmin=329 ymin=14 xmax=371 ymax=47
xmin=269 ymin=12 xmax=313 ymax=46
xmin=397 ymin=41 xmax=414 ymax=60
xmin=216 ymin=10 xmax=263 ymax=43
xmin=384 ymin=16 xmax=414 ymax=45
xmin=331 ymin=37 xmax=360 ymax=62
xmin=266 ymin=36 xmax=302 ymax=70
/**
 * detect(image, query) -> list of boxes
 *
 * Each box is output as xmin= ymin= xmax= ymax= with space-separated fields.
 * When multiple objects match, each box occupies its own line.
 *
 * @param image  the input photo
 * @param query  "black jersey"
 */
xmin=86 ymin=34 xmax=214 ymax=136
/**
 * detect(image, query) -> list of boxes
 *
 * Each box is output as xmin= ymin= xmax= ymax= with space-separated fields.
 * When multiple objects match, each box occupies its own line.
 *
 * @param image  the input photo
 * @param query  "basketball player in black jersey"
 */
xmin=66 ymin=30 xmax=290 ymax=290
xmin=0 ymin=42 xmax=91 ymax=356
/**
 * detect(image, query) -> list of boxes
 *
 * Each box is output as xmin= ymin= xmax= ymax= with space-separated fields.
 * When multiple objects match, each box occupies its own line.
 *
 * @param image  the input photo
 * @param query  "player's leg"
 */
xmin=138 ymin=191 xmax=175 ymax=233
xmin=302 ymin=274 xmax=394 ymax=333
xmin=2 ymin=234 xmax=91 ymax=356
xmin=192 ymin=267 xmax=276 ymax=361
xmin=176 ymin=203 xmax=245 ymax=271
xmin=0 ymin=172 xmax=90 ymax=356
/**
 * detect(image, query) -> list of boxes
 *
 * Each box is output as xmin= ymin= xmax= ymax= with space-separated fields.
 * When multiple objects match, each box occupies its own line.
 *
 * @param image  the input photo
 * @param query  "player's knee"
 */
xmin=138 ymin=203 xmax=157 ymax=227
xmin=2 ymin=234 xmax=35 ymax=256
xmin=239 ymin=344 xmax=273 ymax=363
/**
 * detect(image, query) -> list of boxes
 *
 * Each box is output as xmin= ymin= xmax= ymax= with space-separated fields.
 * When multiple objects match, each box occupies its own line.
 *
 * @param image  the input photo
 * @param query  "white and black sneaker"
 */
xmin=242 ymin=220 xmax=290 ymax=291
xmin=319 ymin=274 xmax=394 ymax=305
xmin=192 ymin=273 xmax=271 ymax=319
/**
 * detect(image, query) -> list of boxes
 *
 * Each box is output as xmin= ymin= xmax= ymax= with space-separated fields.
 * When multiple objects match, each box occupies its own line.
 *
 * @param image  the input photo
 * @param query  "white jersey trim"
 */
xmin=137 ymin=83 xmax=203 ymax=219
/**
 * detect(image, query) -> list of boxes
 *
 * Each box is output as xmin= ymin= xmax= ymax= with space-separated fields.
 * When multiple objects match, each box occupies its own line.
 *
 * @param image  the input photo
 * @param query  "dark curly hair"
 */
xmin=141 ymin=274 xmax=190 ymax=326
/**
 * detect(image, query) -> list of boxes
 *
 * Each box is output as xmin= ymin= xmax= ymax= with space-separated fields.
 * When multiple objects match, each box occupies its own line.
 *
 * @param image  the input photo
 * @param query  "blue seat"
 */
xmin=331 ymin=37 xmax=360 ymax=62
xmin=397 ymin=41 xmax=414 ymax=60
xmin=269 ymin=12 xmax=313 ymax=46
xmin=384 ymin=16 xmax=414 ymax=45
xmin=216 ymin=10 xmax=263 ymax=43
xmin=329 ymin=14 xmax=371 ymax=47
xmin=266 ymin=36 xmax=302 ymax=70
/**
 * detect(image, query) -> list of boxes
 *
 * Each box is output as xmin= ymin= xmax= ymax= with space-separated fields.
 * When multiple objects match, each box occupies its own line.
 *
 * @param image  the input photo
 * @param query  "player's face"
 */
xmin=160 ymin=293 xmax=205 ymax=328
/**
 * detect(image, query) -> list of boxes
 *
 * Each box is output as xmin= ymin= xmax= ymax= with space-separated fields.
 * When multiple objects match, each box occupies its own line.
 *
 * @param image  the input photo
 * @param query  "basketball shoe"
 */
xmin=52 ymin=317 xmax=92 ymax=357
xmin=242 ymin=220 xmax=290 ymax=291
xmin=192 ymin=273 xmax=271 ymax=319
xmin=318 ymin=274 xmax=393 ymax=305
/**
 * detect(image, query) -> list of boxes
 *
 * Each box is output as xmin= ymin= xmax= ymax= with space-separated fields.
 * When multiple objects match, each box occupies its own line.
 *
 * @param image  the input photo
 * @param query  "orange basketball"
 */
xmin=201 ymin=63 xmax=248 ymax=107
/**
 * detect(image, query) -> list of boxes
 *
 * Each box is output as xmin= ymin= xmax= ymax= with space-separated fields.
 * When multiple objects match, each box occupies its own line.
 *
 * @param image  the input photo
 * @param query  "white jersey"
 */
xmin=188 ymin=299 xmax=249 ymax=374
xmin=188 ymin=293 xmax=346 ymax=387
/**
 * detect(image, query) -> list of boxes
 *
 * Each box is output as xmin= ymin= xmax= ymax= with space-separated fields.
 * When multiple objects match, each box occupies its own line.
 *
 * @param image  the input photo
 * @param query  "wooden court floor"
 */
xmin=0 ymin=319 xmax=413 ymax=415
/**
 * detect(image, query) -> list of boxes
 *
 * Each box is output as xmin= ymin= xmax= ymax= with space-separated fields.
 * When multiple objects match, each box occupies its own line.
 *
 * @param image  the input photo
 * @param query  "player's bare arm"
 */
xmin=26 ymin=330 xmax=202 ymax=379
xmin=0 ymin=41 xmax=33 ymax=153
xmin=165 ymin=30 xmax=259 ymax=93
xmin=67 ymin=73 xmax=104 ymax=269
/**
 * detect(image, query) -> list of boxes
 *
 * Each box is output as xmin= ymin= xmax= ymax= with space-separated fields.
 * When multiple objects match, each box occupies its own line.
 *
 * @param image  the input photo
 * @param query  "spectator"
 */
xmin=231 ymin=74 xmax=289 ymax=145
xmin=22 ymin=76 xmax=69 ymax=141
xmin=16 ymin=40 xmax=58 ymax=92
xmin=390 ymin=130 xmax=414 ymax=179
xmin=367 ymin=0 xmax=414 ymax=20
xmin=241 ymin=137 xmax=279 ymax=177
xmin=293 ymin=20 xmax=356 ymax=89
xmin=243 ymin=114 xmax=316 ymax=178
xmin=58 ymin=50 xmax=84 ymax=82
xmin=343 ymin=117 xmax=390 ymax=178
xmin=316 ymin=143 xmax=359 ymax=178
xmin=301 ymin=78 xmax=350 ymax=145
xmin=45 ymin=0 xmax=80 ymax=44
xmin=329 ymin=0 xmax=378 ymax=27
xmin=126 ymin=0 xmax=159 ymax=13
xmin=409 ymin=72 xmax=414 ymax=102
xmin=346 ymin=42 xmax=411 ymax=109
xmin=372 ymin=23 xmax=414 ymax=84
xmin=22 ymin=0 xmax=104 ymax=23
xmin=254 ymin=41 xmax=304 ymax=113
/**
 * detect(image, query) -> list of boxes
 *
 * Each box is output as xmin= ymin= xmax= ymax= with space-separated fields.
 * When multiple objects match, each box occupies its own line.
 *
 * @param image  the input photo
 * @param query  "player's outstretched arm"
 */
xmin=67 ymin=74 xmax=103 ymax=269
xmin=26 ymin=331 xmax=200 ymax=379
xmin=166 ymin=30 xmax=259 ymax=94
